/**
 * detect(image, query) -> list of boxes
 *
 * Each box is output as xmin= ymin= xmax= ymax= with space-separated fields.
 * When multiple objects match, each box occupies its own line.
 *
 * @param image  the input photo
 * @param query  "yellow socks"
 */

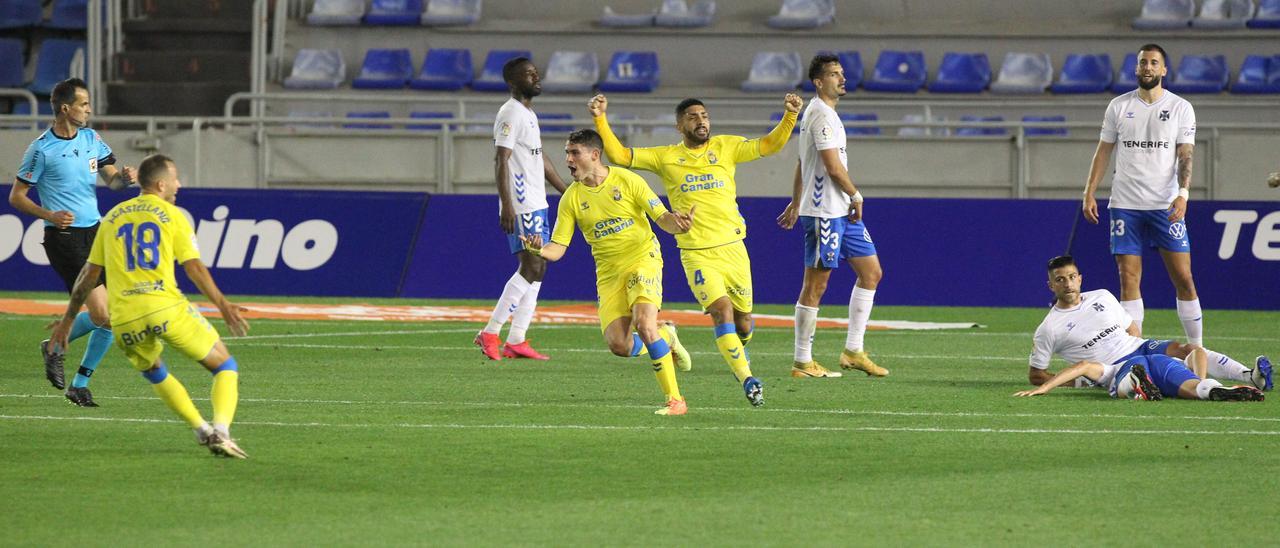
xmin=714 ymin=323 xmax=752 ymax=382
xmin=145 ymin=368 xmax=205 ymax=429
xmin=644 ymin=335 xmax=683 ymax=401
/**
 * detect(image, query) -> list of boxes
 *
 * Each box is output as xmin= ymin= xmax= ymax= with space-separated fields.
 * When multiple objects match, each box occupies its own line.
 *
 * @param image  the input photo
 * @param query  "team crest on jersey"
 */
xmin=580 ymin=201 xmax=589 ymax=211
xmin=612 ymin=186 xmax=622 ymax=201
xmin=1066 ymin=322 xmax=1077 ymax=331
xmin=500 ymin=122 xmax=511 ymax=136
xmin=1159 ymin=110 xmax=1170 ymax=122
xmin=707 ymin=151 xmax=717 ymax=164
xmin=1092 ymin=303 xmax=1105 ymax=312
xmin=819 ymin=124 xmax=831 ymax=138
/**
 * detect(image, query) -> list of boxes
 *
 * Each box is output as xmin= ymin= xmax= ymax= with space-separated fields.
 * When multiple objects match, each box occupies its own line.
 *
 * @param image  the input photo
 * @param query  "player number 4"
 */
xmin=694 ymin=269 xmax=705 ymax=285
xmin=116 ymin=221 xmax=162 ymax=271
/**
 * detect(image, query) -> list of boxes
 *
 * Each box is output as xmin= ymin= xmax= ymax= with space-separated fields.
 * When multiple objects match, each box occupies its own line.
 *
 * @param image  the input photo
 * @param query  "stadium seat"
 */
xmin=1231 ymin=54 xmax=1280 ymax=93
xmin=539 ymin=112 xmax=574 ymax=133
xmin=654 ymin=0 xmax=715 ymax=27
xmin=1193 ymin=0 xmax=1255 ymax=27
xmin=741 ymin=51 xmax=803 ymax=92
xmin=842 ymin=112 xmax=880 ymax=136
xmin=862 ymin=50 xmax=926 ymax=93
xmin=307 ymin=0 xmax=365 ymax=25
xmin=283 ymin=49 xmax=346 ymax=89
xmin=46 ymin=0 xmax=89 ymax=30
xmin=421 ymin=0 xmax=481 ymax=26
xmin=600 ymin=5 xmax=655 ymax=27
xmin=287 ymin=110 xmax=335 ymax=129
xmin=0 ymin=39 xmax=26 ymax=88
xmin=1050 ymin=54 xmax=1114 ymax=94
xmin=10 ymin=99 xmax=53 ymax=130
xmin=1167 ymin=54 xmax=1229 ymax=93
xmin=408 ymin=111 xmax=455 ymax=130
xmin=956 ymin=116 xmax=1005 ymax=137
xmin=1112 ymin=53 xmax=1139 ymax=93
xmin=989 ymin=52 xmax=1052 ymax=94
xmin=928 ymin=52 xmax=991 ymax=93
xmin=599 ymin=51 xmax=660 ymax=93
xmin=539 ymin=51 xmax=599 ymax=93
xmin=1022 ymin=115 xmax=1068 ymax=136
xmin=471 ymin=50 xmax=532 ymax=91
xmin=0 ymin=0 xmax=41 ymax=29
xmin=767 ymin=0 xmax=835 ymax=29
xmin=1132 ymin=0 xmax=1194 ymax=29
xmin=29 ymin=39 xmax=87 ymax=95
xmin=351 ymin=49 xmax=413 ymax=89
xmin=410 ymin=48 xmax=473 ymax=91
xmin=898 ymin=113 xmax=946 ymax=137
xmin=1248 ymin=0 xmax=1280 ymax=26
xmin=800 ymin=51 xmax=862 ymax=92
xmin=364 ymin=0 xmax=423 ymax=26
xmin=345 ymin=111 xmax=393 ymax=129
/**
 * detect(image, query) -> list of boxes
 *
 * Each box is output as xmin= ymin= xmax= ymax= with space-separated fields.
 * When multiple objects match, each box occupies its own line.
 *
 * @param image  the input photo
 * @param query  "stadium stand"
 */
xmin=1132 ymin=0 xmax=1195 ymax=29
xmin=29 ymin=39 xmax=87 ymax=95
xmin=799 ymin=51 xmax=861 ymax=92
xmin=408 ymin=111 xmax=455 ymax=130
xmin=1112 ymin=52 xmax=1140 ymax=93
xmin=1231 ymin=54 xmax=1280 ymax=93
xmin=1248 ymin=0 xmax=1280 ymax=26
xmin=286 ymin=110 xmax=334 ymax=128
xmin=538 ymin=112 xmax=575 ymax=132
xmin=863 ymin=50 xmax=927 ymax=93
xmin=842 ymin=112 xmax=880 ymax=136
xmin=1167 ymin=54 xmax=1229 ymax=93
xmin=364 ymin=0 xmax=423 ymax=26
xmin=307 ymin=0 xmax=365 ymax=26
xmin=0 ymin=0 xmax=42 ymax=29
xmin=471 ymin=49 xmax=531 ymax=91
xmin=956 ymin=115 xmax=1006 ymax=136
xmin=410 ymin=48 xmax=473 ymax=91
xmin=767 ymin=0 xmax=835 ymax=29
xmin=539 ymin=51 xmax=600 ymax=93
xmin=1050 ymin=53 xmax=1114 ymax=94
xmin=741 ymin=51 xmax=803 ymax=92
xmin=989 ymin=52 xmax=1052 ymax=94
xmin=421 ymin=0 xmax=482 ymax=26
xmin=46 ymin=0 xmax=89 ymax=30
xmin=928 ymin=52 xmax=992 ymax=93
xmin=654 ymin=0 xmax=716 ymax=27
xmin=345 ymin=110 xmax=393 ymax=129
xmin=0 ymin=39 xmax=25 ymax=88
xmin=1022 ymin=115 xmax=1069 ymax=136
xmin=283 ymin=49 xmax=346 ymax=89
xmin=599 ymin=51 xmax=660 ymax=93
xmin=600 ymin=5 xmax=656 ymax=27
xmin=351 ymin=48 xmax=413 ymax=89
xmin=1192 ymin=0 xmax=1256 ymax=27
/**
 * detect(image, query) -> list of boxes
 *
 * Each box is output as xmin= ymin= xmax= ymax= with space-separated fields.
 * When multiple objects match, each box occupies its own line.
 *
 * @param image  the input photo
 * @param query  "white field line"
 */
xmin=0 ymin=413 xmax=1276 ymax=436
xmin=2 ymin=393 xmax=1276 ymax=423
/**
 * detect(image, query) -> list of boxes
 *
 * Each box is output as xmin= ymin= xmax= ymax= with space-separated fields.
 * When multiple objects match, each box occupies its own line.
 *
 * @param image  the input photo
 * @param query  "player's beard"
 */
xmin=683 ymin=127 xmax=709 ymax=146
xmin=1137 ymin=74 xmax=1161 ymax=90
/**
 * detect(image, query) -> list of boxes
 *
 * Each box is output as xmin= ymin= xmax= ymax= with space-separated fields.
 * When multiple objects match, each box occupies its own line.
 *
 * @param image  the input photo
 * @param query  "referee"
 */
xmin=8 ymin=77 xmax=136 ymax=407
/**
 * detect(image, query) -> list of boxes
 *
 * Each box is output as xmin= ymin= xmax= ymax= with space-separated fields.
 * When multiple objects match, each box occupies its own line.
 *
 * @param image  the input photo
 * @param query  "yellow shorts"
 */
xmin=113 ymin=301 xmax=221 ymax=371
xmin=597 ymin=259 xmax=663 ymax=332
xmin=680 ymin=240 xmax=753 ymax=313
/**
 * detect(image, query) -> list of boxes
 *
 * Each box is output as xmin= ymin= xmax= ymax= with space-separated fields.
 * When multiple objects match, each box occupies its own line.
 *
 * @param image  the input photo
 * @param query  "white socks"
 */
xmin=1176 ymin=298 xmax=1203 ymax=346
xmin=485 ymin=272 xmax=532 ymax=334
xmin=1120 ymin=299 xmax=1144 ymax=333
xmin=506 ymin=281 xmax=541 ymax=344
xmin=1195 ymin=378 xmax=1223 ymax=400
xmin=845 ymin=287 xmax=876 ymax=352
xmin=794 ymin=304 xmax=818 ymax=363
xmin=1204 ymin=349 xmax=1249 ymax=383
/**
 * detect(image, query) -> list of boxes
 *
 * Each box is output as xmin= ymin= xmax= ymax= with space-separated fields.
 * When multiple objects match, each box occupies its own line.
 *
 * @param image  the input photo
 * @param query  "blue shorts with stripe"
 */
xmin=1109 ymin=208 xmax=1190 ymax=255
xmin=1117 ymin=355 xmax=1199 ymax=398
xmin=799 ymin=215 xmax=876 ymax=269
xmin=506 ymin=208 xmax=551 ymax=254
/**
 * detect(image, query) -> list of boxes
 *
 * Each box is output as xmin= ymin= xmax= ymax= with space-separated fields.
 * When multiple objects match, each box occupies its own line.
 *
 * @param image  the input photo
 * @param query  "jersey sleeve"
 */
xmin=629 ymin=172 xmax=669 ymax=221
xmin=1099 ymin=102 xmax=1119 ymax=143
xmin=730 ymin=136 xmax=764 ymax=164
xmin=549 ymin=190 xmax=576 ymax=247
xmin=811 ymin=112 xmax=841 ymax=151
xmin=171 ymin=212 xmax=202 ymax=265
xmin=493 ymin=108 xmax=518 ymax=149
xmin=1176 ymin=103 xmax=1196 ymax=145
xmin=92 ymin=131 xmax=115 ymax=163
xmin=629 ymin=146 xmax=663 ymax=172
xmin=17 ymin=141 xmax=43 ymax=185
xmin=1029 ymin=322 xmax=1054 ymax=370
xmin=87 ymin=219 xmax=108 ymax=266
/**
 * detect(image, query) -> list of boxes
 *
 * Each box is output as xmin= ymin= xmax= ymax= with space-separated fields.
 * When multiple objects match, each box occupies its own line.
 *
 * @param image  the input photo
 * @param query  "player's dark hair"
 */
xmin=808 ymin=53 xmax=841 ymax=81
xmin=50 ymin=78 xmax=87 ymax=114
xmin=502 ymin=57 xmax=532 ymax=84
xmin=675 ymin=98 xmax=705 ymax=118
xmin=1138 ymin=43 xmax=1169 ymax=66
xmin=567 ymin=129 xmax=604 ymax=151
xmin=137 ymin=154 xmax=174 ymax=189
xmin=1046 ymin=255 xmax=1076 ymax=272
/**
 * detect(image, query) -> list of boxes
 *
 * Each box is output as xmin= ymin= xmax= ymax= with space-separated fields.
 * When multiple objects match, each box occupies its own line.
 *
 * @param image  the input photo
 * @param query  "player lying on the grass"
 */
xmin=521 ymin=129 xmax=695 ymax=416
xmin=1014 ymin=353 xmax=1264 ymax=401
xmin=1029 ymin=255 xmax=1271 ymax=391
xmin=49 ymin=154 xmax=252 ymax=458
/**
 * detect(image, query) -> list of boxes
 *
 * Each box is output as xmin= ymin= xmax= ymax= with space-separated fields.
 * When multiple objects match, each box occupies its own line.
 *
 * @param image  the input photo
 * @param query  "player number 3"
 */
xmin=116 ymin=221 xmax=162 ymax=271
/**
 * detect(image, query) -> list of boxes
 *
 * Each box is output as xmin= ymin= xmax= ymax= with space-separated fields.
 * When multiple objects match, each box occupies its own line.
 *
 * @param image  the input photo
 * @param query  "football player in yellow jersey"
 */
xmin=49 ymin=154 xmax=252 ymax=459
xmin=522 ymin=129 xmax=696 ymax=416
xmin=589 ymin=92 xmax=802 ymax=406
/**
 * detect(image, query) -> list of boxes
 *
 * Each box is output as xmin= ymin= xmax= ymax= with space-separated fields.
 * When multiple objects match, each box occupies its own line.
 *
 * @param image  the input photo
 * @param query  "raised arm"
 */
xmin=758 ymin=93 xmax=803 ymax=157
xmin=183 ymin=259 xmax=249 ymax=337
xmin=589 ymin=94 xmax=633 ymax=166
xmin=1014 ymin=361 xmax=1104 ymax=397
xmin=1082 ymin=140 xmax=1116 ymax=225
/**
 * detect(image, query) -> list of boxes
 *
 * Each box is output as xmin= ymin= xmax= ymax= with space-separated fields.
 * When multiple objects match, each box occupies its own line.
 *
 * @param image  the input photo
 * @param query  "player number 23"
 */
xmin=116 ymin=222 xmax=162 ymax=271
xmin=1110 ymin=219 xmax=1126 ymax=237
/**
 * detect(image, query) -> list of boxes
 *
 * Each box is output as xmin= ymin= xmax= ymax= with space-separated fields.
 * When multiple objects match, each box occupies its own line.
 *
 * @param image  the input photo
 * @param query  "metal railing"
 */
xmin=0 ymin=89 xmax=40 ymax=129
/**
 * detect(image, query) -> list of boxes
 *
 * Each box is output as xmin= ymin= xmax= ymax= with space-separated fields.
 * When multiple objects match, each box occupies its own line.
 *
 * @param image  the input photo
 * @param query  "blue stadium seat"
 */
xmin=421 ymin=0 xmax=481 ymax=26
xmin=1112 ymin=53 xmax=1139 ymax=93
xmin=1051 ymin=54 xmax=1113 ymax=94
xmin=842 ymin=112 xmax=879 ymax=136
xmin=29 ymin=39 xmax=87 ymax=95
xmin=1167 ymin=54 xmax=1229 ymax=93
xmin=0 ymin=39 xmax=25 ymax=88
xmin=741 ymin=51 xmax=803 ymax=92
xmin=46 ymin=0 xmax=89 ymax=30
xmin=283 ymin=49 xmax=346 ymax=89
xmin=989 ymin=52 xmax=1052 ymax=94
xmin=0 ymin=0 xmax=41 ymax=29
xmin=1231 ymin=54 xmax=1280 ymax=93
xmin=1132 ymin=0 xmax=1194 ymax=29
xmin=956 ymin=116 xmax=1005 ymax=137
xmin=540 ymin=51 xmax=599 ymax=93
xmin=862 ymin=50 xmax=926 ymax=93
xmin=928 ymin=52 xmax=991 ymax=93
xmin=800 ymin=51 xmax=861 ymax=92
xmin=599 ymin=51 xmax=660 ymax=93
xmin=539 ymin=112 xmax=574 ymax=133
xmin=345 ymin=111 xmax=393 ymax=129
xmin=308 ymin=0 xmax=365 ymax=25
xmin=1193 ymin=0 xmax=1255 ymax=27
xmin=364 ymin=0 xmax=423 ymax=26
xmin=1248 ymin=0 xmax=1280 ymax=26
xmin=351 ymin=49 xmax=413 ymax=89
xmin=654 ymin=0 xmax=715 ymax=27
xmin=410 ymin=48 xmax=473 ymax=91
xmin=1022 ymin=115 xmax=1068 ymax=136
xmin=471 ymin=50 xmax=532 ymax=91
xmin=600 ymin=5 xmax=655 ymax=27
xmin=408 ymin=111 xmax=455 ymax=130
xmin=767 ymin=0 xmax=834 ymax=29
xmin=10 ymin=99 xmax=53 ymax=129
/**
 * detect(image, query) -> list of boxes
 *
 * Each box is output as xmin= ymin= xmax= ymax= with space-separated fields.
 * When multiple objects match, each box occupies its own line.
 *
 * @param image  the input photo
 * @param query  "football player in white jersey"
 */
xmin=1081 ymin=44 xmax=1203 ymax=347
xmin=475 ymin=57 xmax=568 ymax=361
xmin=777 ymin=54 xmax=887 ymax=380
xmin=1026 ymin=256 xmax=1270 ymax=394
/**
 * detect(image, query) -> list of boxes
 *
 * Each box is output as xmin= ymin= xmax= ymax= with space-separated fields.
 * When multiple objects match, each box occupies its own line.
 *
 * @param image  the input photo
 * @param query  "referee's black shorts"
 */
xmin=43 ymin=224 xmax=107 ymax=293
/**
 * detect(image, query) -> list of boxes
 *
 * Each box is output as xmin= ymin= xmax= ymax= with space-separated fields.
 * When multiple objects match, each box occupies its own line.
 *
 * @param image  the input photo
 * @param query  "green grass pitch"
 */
xmin=2 ymin=291 xmax=1277 ymax=546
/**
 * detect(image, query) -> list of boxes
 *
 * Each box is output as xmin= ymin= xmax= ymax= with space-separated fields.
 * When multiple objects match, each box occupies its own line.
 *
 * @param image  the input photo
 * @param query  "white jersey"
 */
xmin=1099 ymin=89 xmax=1196 ymax=210
xmin=798 ymin=98 xmax=850 ymax=219
xmin=493 ymin=98 xmax=547 ymax=214
xmin=1029 ymin=289 xmax=1146 ymax=370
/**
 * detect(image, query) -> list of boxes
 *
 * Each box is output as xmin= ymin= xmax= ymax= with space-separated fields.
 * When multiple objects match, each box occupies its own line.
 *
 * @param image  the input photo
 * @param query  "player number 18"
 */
xmin=116 ymin=222 xmax=162 ymax=271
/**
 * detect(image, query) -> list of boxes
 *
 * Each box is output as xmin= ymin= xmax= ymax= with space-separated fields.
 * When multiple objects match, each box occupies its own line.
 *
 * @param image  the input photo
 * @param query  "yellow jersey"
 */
xmin=551 ymin=166 xmax=667 ymax=276
xmin=88 ymin=193 xmax=202 ymax=323
xmin=628 ymin=134 xmax=763 ymax=250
